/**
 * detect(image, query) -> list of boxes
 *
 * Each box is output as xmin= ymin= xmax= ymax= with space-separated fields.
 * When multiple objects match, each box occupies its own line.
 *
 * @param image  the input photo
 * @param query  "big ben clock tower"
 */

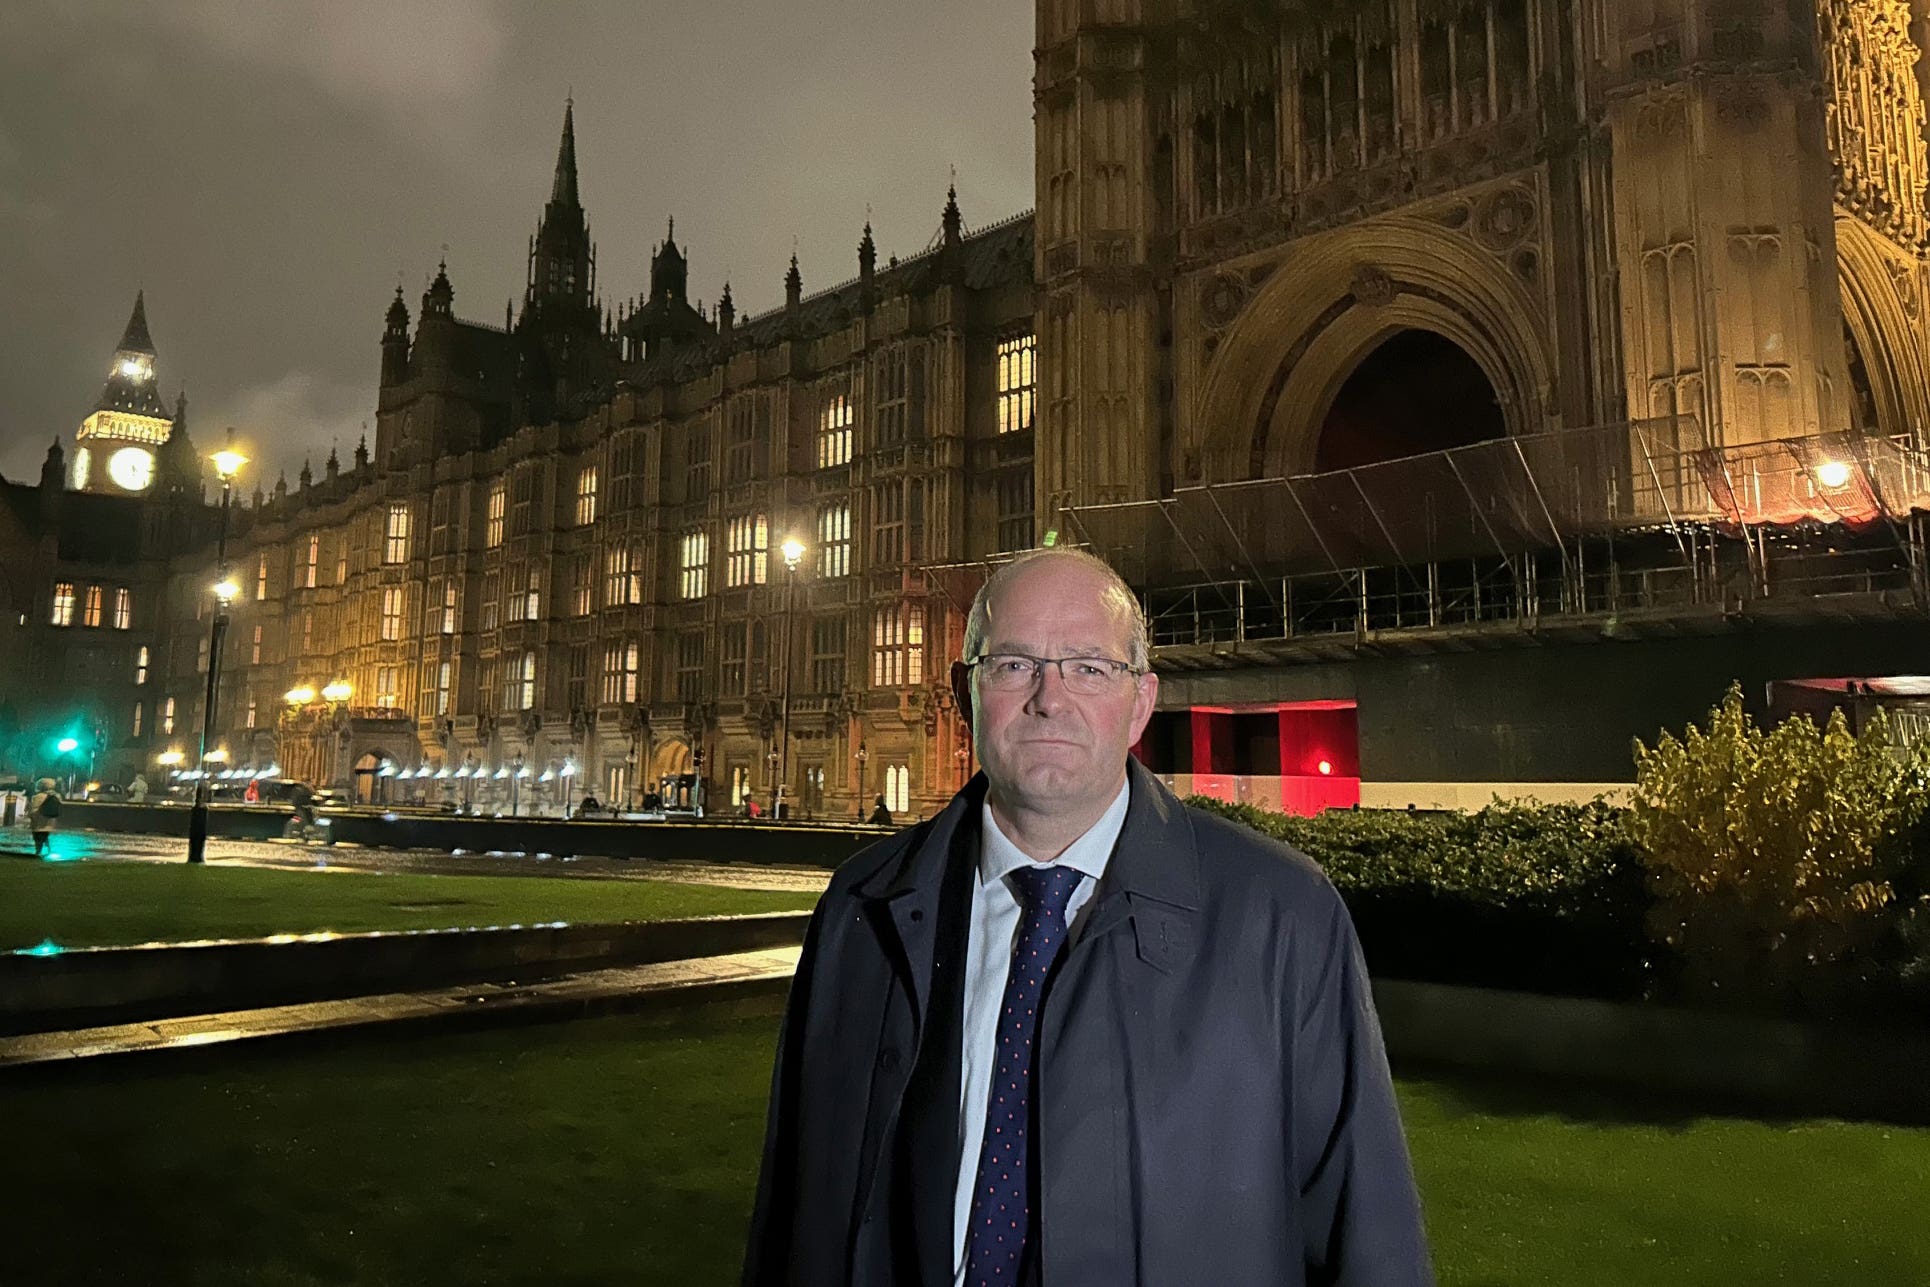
xmin=73 ymin=292 xmax=175 ymax=494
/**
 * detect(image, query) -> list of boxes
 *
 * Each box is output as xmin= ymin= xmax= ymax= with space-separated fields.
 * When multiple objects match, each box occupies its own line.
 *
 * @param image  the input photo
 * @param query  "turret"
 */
xmin=859 ymin=222 xmax=878 ymax=312
xmin=381 ymin=287 xmax=411 ymax=386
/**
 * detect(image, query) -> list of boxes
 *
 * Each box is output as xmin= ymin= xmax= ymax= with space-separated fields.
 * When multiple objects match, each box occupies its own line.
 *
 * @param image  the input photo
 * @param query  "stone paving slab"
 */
xmin=0 ymin=945 xmax=801 ymax=1070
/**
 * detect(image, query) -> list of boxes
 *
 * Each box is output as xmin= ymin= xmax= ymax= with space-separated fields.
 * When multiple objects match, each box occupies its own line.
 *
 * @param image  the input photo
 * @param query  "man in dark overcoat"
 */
xmin=744 ymin=549 xmax=1432 ymax=1286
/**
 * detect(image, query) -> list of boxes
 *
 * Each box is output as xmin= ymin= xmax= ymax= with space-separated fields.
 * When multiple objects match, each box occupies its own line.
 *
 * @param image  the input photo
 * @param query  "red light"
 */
xmin=1317 ymin=759 xmax=1333 ymax=776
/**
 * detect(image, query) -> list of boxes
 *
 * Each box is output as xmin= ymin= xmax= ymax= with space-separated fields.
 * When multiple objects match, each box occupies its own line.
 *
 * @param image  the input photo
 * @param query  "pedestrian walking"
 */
xmin=28 ymin=778 xmax=61 ymax=858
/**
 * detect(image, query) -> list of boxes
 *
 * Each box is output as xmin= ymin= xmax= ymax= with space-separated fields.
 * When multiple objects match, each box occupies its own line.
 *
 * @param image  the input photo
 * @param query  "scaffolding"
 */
xmin=1046 ymin=419 xmax=1930 ymax=661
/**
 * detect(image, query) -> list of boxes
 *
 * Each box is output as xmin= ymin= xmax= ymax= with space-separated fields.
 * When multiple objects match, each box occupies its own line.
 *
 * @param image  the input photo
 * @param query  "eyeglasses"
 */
xmin=967 ymin=653 xmax=1142 ymax=696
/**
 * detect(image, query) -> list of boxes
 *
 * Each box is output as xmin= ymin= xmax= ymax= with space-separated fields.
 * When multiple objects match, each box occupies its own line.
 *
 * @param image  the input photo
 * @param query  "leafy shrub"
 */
xmin=1629 ymin=682 xmax=1930 ymax=1006
xmin=1186 ymin=795 xmax=1651 ymax=998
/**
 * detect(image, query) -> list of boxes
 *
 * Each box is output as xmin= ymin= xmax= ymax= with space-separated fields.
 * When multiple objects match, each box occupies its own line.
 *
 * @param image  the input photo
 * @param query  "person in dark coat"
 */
xmin=27 ymin=778 xmax=61 ymax=858
xmin=743 ymin=549 xmax=1431 ymax=1286
xmin=867 ymin=793 xmax=892 ymax=826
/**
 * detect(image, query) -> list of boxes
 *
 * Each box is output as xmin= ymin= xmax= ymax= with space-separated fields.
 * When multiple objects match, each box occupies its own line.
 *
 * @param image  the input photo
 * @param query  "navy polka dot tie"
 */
xmin=963 ymin=863 xmax=1084 ymax=1286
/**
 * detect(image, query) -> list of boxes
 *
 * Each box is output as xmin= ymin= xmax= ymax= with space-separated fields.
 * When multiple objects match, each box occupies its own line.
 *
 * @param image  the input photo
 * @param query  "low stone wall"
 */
xmin=1376 ymin=978 xmax=1930 ymax=1123
xmin=3 ymin=912 xmax=811 ymax=1033
xmin=57 ymin=801 xmax=878 ymax=867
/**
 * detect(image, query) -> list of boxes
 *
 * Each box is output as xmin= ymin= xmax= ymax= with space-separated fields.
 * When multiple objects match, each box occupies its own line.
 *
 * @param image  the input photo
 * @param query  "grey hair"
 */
xmin=962 ymin=548 xmax=1151 ymax=672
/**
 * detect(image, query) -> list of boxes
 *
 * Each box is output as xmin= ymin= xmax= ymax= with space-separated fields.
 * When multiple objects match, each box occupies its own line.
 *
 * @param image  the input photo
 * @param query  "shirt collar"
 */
xmin=979 ymin=777 xmax=1131 ymax=889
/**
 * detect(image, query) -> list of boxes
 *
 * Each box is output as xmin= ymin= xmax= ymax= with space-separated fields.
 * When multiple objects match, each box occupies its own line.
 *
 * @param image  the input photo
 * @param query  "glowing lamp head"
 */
xmin=285 ymin=686 xmax=316 ymax=705
xmin=56 ymin=737 xmax=79 ymax=753
xmin=210 ymin=448 xmax=249 ymax=481
xmin=782 ymin=538 xmax=805 ymax=569
xmin=1317 ymin=759 xmax=1334 ymax=776
xmin=1816 ymin=459 xmax=1853 ymax=490
xmin=204 ymin=747 xmax=228 ymax=763
xmin=157 ymin=749 xmax=185 ymax=767
xmin=212 ymin=577 xmax=241 ymax=605
xmin=321 ymin=681 xmax=352 ymax=703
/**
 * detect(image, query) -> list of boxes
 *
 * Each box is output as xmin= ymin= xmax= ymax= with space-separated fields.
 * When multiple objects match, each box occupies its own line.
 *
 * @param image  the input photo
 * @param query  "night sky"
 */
xmin=0 ymin=0 xmax=1035 ymax=487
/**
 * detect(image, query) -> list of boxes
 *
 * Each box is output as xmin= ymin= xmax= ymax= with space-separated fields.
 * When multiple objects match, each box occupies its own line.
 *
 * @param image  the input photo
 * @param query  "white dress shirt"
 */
xmin=951 ymin=779 xmax=1131 ymax=1285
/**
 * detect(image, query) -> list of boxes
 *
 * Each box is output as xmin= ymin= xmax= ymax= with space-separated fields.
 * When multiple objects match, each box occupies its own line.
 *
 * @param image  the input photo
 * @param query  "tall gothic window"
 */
xmin=679 ymin=529 xmax=710 ymax=600
xmin=377 ymin=665 xmax=399 ymax=709
xmin=51 ymin=581 xmax=74 ymax=627
xmin=255 ymin=554 xmax=269 ymax=601
xmin=816 ymin=502 xmax=851 ymax=578
xmin=82 ymin=585 xmax=103 ymax=628
xmin=818 ymin=391 xmax=854 ymax=467
xmin=303 ymin=534 xmax=319 ymax=588
xmin=384 ymin=504 xmax=411 ymax=564
xmin=811 ymin=616 xmax=845 ymax=692
xmin=435 ymin=661 xmax=451 ymax=716
xmin=676 ymin=631 xmax=705 ymax=701
xmin=486 ymin=482 xmax=506 ymax=547
xmin=441 ymin=581 xmax=458 ymax=634
xmin=726 ymin=514 xmax=770 ymax=588
xmin=997 ymin=335 xmax=1036 ymax=434
xmin=575 ymin=465 xmax=599 ymax=526
xmin=871 ymin=601 xmax=925 ymax=688
xmin=381 ymin=586 xmax=404 ymax=641
xmin=135 ymin=645 xmax=149 ymax=685
xmin=113 ymin=587 xmax=132 ymax=630
xmin=572 ymin=552 xmax=593 ymax=616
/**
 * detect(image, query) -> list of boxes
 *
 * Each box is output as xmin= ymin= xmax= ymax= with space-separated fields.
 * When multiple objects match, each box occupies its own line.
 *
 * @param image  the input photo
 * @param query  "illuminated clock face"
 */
xmin=72 ymin=446 xmax=91 ymax=489
xmin=107 ymin=446 xmax=155 ymax=492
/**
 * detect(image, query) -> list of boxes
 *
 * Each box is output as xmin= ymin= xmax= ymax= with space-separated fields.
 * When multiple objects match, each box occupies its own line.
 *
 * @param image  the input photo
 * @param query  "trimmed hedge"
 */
xmin=1186 ymin=797 xmax=1653 ymax=999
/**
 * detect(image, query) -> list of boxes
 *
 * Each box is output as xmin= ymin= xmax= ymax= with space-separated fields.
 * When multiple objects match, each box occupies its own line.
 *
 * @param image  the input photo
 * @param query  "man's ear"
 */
xmin=951 ymin=660 xmax=973 ymax=730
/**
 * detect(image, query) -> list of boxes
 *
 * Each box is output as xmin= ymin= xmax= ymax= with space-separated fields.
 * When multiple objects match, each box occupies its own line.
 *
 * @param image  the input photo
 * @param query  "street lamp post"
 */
xmin=510 ymin=752 xmax=528 ymax=817
xmin=188 ymin=437 xmax=247 ymax=865
xmin=774 ymin=537 xmax=804 ymax=820
xmin=854 ymin=739 xmax=869 ymax=816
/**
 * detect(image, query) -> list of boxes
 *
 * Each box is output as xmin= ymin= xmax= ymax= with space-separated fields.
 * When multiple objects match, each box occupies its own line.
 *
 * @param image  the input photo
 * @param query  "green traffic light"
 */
xmin=56 ymin=737 xmax=79 ymax=753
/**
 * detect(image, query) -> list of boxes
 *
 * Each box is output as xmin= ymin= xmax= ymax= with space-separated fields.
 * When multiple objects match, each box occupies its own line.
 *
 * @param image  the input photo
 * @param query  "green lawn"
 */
xmin=0 ymin=861 xmax=817 ymax=951
xmin=1 ymin=1008 xmax=1926 ymax=1285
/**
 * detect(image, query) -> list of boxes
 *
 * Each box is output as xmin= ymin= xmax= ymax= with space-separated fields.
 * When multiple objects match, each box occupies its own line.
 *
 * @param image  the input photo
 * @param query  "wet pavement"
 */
xmin=0 ymin=945 xmax=801 ymax=1068
xmin=0 ymin=827 xmax=833 ymax=895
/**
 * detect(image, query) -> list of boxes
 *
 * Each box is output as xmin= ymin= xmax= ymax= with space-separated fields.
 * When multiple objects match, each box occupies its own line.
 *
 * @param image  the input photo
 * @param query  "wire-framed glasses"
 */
xmin=967 ymin=653 xmax=1141 ymax=696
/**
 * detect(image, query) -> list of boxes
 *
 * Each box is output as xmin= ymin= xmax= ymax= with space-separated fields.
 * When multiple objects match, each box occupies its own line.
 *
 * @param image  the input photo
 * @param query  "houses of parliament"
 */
xmin=8 ymin=0 xmax=1930 ymax=816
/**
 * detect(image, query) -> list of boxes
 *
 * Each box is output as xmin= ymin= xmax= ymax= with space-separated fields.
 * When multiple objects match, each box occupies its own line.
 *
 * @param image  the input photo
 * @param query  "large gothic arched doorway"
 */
xmin=1314 ymin=329 xmax=1507 ymax=471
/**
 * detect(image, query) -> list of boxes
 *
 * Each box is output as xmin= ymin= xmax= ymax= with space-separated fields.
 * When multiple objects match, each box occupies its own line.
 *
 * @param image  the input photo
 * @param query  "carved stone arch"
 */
xmin=1834 ymin=215 xmax=1928 ymax=440
xmin=1189 ymin=215 xmax=1555 ymax=481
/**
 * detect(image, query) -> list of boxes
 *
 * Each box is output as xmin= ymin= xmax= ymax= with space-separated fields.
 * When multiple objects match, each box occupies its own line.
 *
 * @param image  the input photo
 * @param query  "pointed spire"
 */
xmin=942 ymin=182 xmax=963 ymax=248
xmin=718 ymin=281 xmax=735 ymax=333
xmin=859 ymin=222 xmax=877 ymax=274
xmin=326 ymin=446 xmax=340 ymax=479
xmin=274 ymin=470 xmax=289 ymax=498
xmin=784 ymin=252 xmax=802 ymax=311
xmin=299 ymin=459 xmax=313 ymax=490
xmin=118 ymin=291 xmax=156 ymax=354
xmin=550 ymin=98 xmax=580 ymax=208
xmin=354 ymin=434 xmax=369 ymax=470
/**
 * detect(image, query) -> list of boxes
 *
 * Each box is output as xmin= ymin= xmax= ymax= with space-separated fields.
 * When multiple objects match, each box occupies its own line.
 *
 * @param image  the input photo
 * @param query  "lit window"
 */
xmin=245 ymin=698 xmax=258 ymax=730
xmin=82 ymin=585 xmax=103 ymax=628
xmin=726 ymin=514 xmax=769 ymax=588
xmin=486 ymin=483 xmax=506 ymax=547
xmin=818 ymin=393 xmax=854 ymax=468
xmin=679 ymin=530 xmax=709 ymax=600
xmin=113 ymin=588 xmax=132 ymax=630
xmin=135 ymin=645 xmax=149 ymax=685
xmin=256 ymin=554 xmax=269 ymax=601
xmin=871 ymin=602 xmax=925 ymax=688
xmin=303 ymin=534 xmax=319 ymax=588
xmin=522 ymin=566 xmax=541 ymax=621
xmin=385 ymin=504 xmax=411 ymax=564
xmin=481 ymin=571 xmax=499 ymax=631
xmin=576 ymin=466 xmax=599 ymax=526
xmin=435 ymin=661 xmax=452 ymax=716
xmin=301 ymin=612 xmax=313 ymax=653
xmin=885 ymin=763 xmax=910 ymax=814
xmin=816 ymin=503 xmax=850 ymax=578
xmin=381 ymin=586 xmax=404 ymax=641
xmin=441 ymin=581 xmax=457 ymax=634
xmin=51 ymin=582 xmax=75 ymax=627
xmin=250 ymin=624 xmax=263 ymax=665
xmin=602 ymin=641 xmax=641 ymax=705
xmin=132 ymin=702 xmax=143 ymax=737
xmin=336 ymin=542 xmax=348 ymax=584
xmin=162 ymin=696 xmax=176 ymax=735
xmin=604 ymin=546 xmax=641 ymax=607
xmin=376 ymin=665 xmax=399 ymax=709
xmin=997 ymin=334 xmax=1037 ymax=434
xmin=519 ymin=652 xmax=537 ymax=710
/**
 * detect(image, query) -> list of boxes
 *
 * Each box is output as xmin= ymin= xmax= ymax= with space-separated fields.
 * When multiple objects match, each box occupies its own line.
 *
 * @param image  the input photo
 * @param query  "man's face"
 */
xmin=964 ymin=558 xmax=1158 ymax=816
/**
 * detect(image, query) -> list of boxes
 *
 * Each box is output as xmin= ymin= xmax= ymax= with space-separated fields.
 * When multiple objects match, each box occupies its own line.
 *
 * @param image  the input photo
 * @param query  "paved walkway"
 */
xmin=0 ymin=827 xmax=832 ymax=894
xmin=0 ymin=945 xmax=801 ymax=1068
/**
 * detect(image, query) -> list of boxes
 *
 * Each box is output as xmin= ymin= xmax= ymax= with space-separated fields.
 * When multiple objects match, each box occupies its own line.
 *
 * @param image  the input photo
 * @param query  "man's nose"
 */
xmin=1023 ymin=661 xmax=1071 ymax=714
